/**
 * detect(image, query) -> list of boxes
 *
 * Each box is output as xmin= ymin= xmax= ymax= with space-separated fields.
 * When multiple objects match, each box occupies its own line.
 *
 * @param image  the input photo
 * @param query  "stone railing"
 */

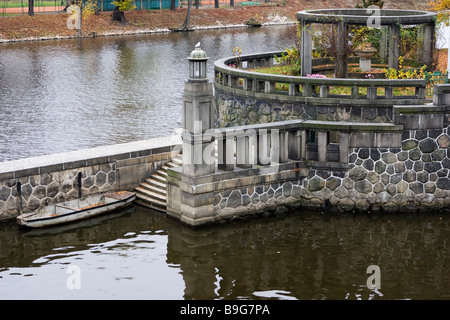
xmin=214 ymin=51 xmax=430 ymax=106
xmin=212 ymin=119 xmax=403 ymax=170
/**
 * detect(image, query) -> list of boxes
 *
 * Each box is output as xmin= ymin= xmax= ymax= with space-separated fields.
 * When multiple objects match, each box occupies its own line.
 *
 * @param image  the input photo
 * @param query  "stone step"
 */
xmin=152 ymin=173 xmax=167 ymax=184
xmin=156 ymin=169 xmax=168 ymax=177
xmin=135 ymin=187 xmax=166 ymax=202
xmin=140 ymin=183 xmax=166 ymax=196
xmin=172 ymin=157 xmax=183 ymax=166
xmin=134 ymin=154 xmax=183 ymax=212
xmin=166 ymin=161 xmax=179 ymax=168
xmin=146 ymin=178 xmax=166 ymax=189
xmin=135 ymin=195 xmax=166 ymax=211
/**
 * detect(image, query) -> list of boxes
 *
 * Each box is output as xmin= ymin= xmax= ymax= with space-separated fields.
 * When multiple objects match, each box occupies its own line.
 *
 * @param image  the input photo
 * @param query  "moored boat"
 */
xmin=17 ymin=191 xmax=135 ymax=228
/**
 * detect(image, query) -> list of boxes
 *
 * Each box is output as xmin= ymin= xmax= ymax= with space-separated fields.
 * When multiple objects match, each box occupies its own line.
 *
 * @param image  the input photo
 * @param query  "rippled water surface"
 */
xmin=0 ymin=25 xmax=297 ymax=162
xmin=0 ymin=206 xmax=449 ymax=299
xmin=1 ymin=25 xmax=450 ymax=301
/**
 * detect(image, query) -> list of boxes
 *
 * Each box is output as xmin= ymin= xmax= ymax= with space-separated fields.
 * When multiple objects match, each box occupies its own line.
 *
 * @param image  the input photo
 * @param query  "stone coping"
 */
xmin=393 ymin=103 xmax=450 ymax=114
xmin=0 ymin=134 xmax=182 ymax=180
xmin=212 ymin=119 xmax=404 ymax=134
xmin=297 ymin=9 xmax=437 ymax=26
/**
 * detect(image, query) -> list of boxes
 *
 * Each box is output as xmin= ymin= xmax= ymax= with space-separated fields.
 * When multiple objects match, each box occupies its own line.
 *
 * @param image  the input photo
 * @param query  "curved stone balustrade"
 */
xmin=214 ymin=51 xmax=429 ymax=106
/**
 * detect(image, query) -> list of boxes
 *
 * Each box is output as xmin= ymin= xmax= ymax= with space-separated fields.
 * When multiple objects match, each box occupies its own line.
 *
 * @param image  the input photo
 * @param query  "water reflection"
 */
xmin=0 ymin=206 xmax=449 ymax=300
xmin=0 ymin=26 xmax=298 ymax=162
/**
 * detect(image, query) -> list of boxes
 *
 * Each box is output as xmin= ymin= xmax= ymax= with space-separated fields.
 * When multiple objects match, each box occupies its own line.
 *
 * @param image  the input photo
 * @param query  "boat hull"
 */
xmin=17 ymin=191 xmax=135 ymax=228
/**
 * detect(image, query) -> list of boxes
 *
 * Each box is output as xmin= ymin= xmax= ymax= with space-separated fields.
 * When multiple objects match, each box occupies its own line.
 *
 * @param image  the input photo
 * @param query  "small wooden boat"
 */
xmin=17 ymin=191 xmax=135 ymax=228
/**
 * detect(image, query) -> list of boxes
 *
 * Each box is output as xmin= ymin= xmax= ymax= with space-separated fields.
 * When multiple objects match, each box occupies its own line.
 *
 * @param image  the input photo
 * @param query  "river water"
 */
xmin=0 ymin=25 xmax=297 ymax=162
xmin=0 ymin=25 xmax=450 ymax=300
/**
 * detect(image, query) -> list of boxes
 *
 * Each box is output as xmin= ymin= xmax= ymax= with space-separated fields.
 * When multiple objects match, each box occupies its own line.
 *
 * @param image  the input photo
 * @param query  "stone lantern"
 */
xmin=181 ymin=45 xmax=215 ymax=177
xmin=188 ymin=44 xmax=209 ymax=81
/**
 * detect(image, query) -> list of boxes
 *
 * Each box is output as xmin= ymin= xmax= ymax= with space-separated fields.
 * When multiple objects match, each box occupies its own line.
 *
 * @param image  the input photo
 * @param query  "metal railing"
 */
xmin=425 ymin=71 xmax=448 ymax=98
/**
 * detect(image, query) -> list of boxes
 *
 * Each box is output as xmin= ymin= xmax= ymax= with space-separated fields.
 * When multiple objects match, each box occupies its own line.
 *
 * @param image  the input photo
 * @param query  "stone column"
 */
xmin=379 ymin=26 xmax=389 ymax=62
xmin=181 ymin=80 xmax=215 ymax=177
xmin=388 ymin=24 xmax=400 ymax=70
xmin=422 ymin=22 xmax=436 ymax=69
xmin=300 ymin=21 xmax=313 ymax=77
xmin=335 ymin=22 xmax=348 ymax=78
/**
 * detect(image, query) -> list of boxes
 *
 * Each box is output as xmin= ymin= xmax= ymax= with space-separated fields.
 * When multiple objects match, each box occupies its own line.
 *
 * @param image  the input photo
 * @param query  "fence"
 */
xmin=1 ymin=0 xmax=65 ymax=16
xmin=0 ymin=0 xmax=263 ymax=16
xmin=425 ymin=71 xmax=449 ymax=98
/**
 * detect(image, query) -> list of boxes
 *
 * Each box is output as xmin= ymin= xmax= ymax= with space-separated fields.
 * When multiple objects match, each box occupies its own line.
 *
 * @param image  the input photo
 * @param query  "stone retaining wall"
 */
xmin=300 ymin=123 xmax=450 ymax=213
xmin=0 ymin=135 xmax=181 ymax=222
xmin=215 ymin=88 xmax=395 ymax=127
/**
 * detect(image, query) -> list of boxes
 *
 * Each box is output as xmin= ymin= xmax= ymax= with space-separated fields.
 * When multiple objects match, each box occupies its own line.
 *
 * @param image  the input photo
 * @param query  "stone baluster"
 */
xmin=265 ymin=81 xmax=276 ymax=94
xmin=288 ymin=130 xmax=303 ymax=160
xmin=317 ymin=131 xmax=328 ymax=162
xmin=385 ymin=86 xmax=394 ymax=99
xmin=289 ymin=83 xmax=299 ymax=96
xmin=339 ymin=132 xmax=349 ymax=163
xmin=367 ymin=86 xmax=377 ymax=100
xmin=235 ymin=130 xmax=255 ymax=169
xmin=217 ymin=134 xmax=235 ymax=171
xmin=243 ymin=78 xmax=253 ymax=91
xmin=320 ymin=85 xmax=328 ymax=98
xmin=257 ymin=129 xmax=271 ymax=166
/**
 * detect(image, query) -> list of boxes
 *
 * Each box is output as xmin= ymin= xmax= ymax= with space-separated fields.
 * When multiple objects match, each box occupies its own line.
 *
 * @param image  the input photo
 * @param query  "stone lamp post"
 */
xmin=166 ymin=45 xmax=216 ymax=226
xmin=181 ymin=45 xmax=215 ymax=177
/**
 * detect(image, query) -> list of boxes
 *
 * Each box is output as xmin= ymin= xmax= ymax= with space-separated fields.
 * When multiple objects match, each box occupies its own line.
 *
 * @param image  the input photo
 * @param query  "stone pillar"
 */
xmin=379 ymin=26 xmax=389 ymax=62
xmin=388 ymin=24 xmax=400 ymax=70
xmin=166 ymin=46 xmax=216 ymax=227
xmin=335 ymin=22 xmax=348 ymax=78
xmin=359 ymin=57 xmax=372 ymax=72
xmin=422 ymin=22 xmax=436 ymax=69
xmin=181 ymin=79 xmax=215 ymax=177
xmin=300 ymin=21 xmax=313 ymax=77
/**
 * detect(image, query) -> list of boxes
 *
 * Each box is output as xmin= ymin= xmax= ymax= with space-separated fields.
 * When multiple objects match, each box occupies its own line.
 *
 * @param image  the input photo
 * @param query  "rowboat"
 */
xmin=17 ymin=191 xmax=135 ymax=228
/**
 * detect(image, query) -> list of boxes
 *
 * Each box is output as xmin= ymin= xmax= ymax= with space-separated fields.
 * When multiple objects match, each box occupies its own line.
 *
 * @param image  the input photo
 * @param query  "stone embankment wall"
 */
xmin=302 ymin=128 xmax=450 ymax=213
xmin=210 ymin=81 xmax=450 ymax=217
xmin=0 ymin=136 xmax=181 ymax=222
xmin=215 ymin=90 xmax=396 ymax=127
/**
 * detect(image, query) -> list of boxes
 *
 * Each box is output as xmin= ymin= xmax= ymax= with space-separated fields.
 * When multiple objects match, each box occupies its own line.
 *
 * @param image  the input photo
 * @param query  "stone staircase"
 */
xmin=134 ymin=154 xmax=182 ymax=212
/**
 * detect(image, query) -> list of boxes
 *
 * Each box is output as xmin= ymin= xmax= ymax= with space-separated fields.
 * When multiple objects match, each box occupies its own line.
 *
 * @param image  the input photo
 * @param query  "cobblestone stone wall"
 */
xmin=213 ymin=179 xmax=304 ymax=218
xmin=0 ymin=136 xmax=181 ymax=221
xmin=0 ymin=164 xmax=116 ymax=219
xmin=211 ymin=123 xmax=450 ymax=216
xmin=300 ymin=124 xmax=450 ymax=213
xmin=215 ymin=89 xmax=394 ymax=128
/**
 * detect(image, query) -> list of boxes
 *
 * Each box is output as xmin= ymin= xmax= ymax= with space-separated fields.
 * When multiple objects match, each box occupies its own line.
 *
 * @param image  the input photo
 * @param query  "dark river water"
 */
xmin=0 ymin=25 xmax=449 ymax=301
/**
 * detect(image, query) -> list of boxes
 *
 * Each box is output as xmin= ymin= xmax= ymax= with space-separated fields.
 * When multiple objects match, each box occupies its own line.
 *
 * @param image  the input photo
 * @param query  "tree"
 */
xmin=111 ymin=0 xmax=135 ymax=24
xmin=215 ymin=0 xmax=219 ymax=8
xmin=28 ymin=0 xmax=34 ymax=16
xmin=170 ymin=0 xmax=176 ymax=11
xmin=178 ymin=0 xmax=192 ymax=31
xmin=355 ymin=0 xmax=384 ymax=8
xmin=429 ymin=0 xmax=450 ymax=24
